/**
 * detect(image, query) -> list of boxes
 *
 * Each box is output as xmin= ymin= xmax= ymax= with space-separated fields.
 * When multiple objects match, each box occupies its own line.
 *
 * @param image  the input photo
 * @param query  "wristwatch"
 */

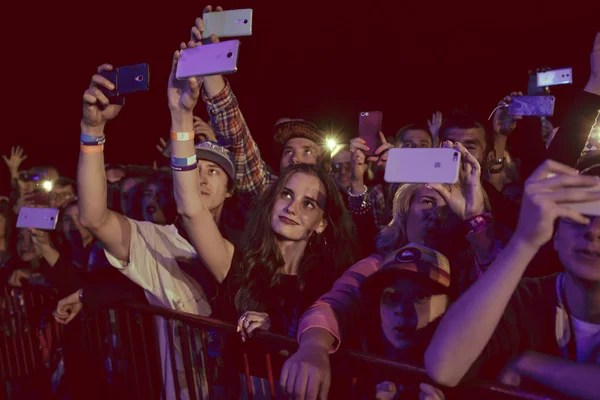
xmin=487 ymin=157 xmax=505 ymax=174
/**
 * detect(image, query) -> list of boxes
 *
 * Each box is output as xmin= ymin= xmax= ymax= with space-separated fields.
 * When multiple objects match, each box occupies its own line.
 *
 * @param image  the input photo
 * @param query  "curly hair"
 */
xmin=234 ymin=163 xmax=358 ymax=315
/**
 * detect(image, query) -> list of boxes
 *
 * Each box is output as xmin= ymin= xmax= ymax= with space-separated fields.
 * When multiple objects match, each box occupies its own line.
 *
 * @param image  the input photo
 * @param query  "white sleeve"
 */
xmin=104 ymin=218 xmax=211 ymax=315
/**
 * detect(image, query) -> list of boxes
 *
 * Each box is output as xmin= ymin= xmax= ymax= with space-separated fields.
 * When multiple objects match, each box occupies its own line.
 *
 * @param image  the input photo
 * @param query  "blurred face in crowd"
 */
xmin=106 ymin=167 xmax=126 ymax=184
xmin=380 ymin=277 xmax=448 ymax=350
xmin=280 ymin=138 xmax=320 ymax=171
xmin=120 ymin=177 xmax=144 ymax=218
xmin=16 ymin=228 xmax=41 ymax=262
xmin=49 ymin=184 xmax=75 ymax=208
xmin=331 ymin=149 xmax=352 ymax=191
xmin=397 ymin=129 xmax=432 ymax=149
xmin=442 ymin=127 xmax=487 ymax=165
xmin=197 ymin=159 xmax=231 ymax=214
xmin=555 ymin=216 xmax=600 ymax=284
xmin=405 ymin=186 xmax=461 ymax=248
xmin=0 ymin=212 xmax=6 ymax=242
xmin=270 ymin=172 xmax=327 ymax=242
xmin=61 ymin=203 xmax=93 ymax=247
xmin=142 ymin=181 xmax=170 ymax=225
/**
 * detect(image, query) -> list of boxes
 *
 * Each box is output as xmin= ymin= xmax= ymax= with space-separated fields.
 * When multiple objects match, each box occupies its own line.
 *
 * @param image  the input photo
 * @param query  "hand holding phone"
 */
xmin=176 ymin=40 xmax=241 ymax=79
xmin=384 ymin=148 xmax=461 ymax=184
xmin=99 ymin=63 xmax=150 ymax=98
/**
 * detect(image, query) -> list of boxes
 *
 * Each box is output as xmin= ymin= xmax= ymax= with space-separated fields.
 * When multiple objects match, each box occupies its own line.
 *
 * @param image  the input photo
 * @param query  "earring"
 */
xmin=309 ymin=231 xmax=328 ymax=255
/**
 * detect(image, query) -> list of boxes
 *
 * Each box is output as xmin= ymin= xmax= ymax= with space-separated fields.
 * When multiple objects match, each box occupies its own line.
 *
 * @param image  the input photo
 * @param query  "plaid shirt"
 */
xmin=202 ymin=80 xmax=277 ymax=210
xmin=202 ymin=80 xmax=385 ymax=225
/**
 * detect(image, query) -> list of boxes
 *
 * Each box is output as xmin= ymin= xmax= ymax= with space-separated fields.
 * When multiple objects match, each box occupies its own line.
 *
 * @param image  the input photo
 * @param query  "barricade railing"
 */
xmin=0 ymin=286 xmax=556 ymax=399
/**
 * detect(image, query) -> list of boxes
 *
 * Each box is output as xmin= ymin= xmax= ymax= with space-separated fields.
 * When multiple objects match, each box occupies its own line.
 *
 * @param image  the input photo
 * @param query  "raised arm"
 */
xmin=425 ymin=160 xmax=600 ymax=387
xmin=77 ymin=64 xmax=131 ymax=262
xmin=167 ymin=42 xmax=233 ymax=283
xmin=190 ymin=10 xmax=276 ymax=206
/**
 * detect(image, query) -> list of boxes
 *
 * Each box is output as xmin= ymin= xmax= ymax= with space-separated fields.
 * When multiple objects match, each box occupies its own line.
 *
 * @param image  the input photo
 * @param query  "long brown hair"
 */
xmin=235 ymin=163 xmax=358 ymax=314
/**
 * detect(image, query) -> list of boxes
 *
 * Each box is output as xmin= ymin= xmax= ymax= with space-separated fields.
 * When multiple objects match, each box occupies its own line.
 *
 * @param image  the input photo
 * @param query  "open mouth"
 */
xmin=146 ymin=205 xmax=157 ymax=215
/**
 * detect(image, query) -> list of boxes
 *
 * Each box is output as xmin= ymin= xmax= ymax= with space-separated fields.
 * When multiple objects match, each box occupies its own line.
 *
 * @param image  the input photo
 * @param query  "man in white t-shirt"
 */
xmin=75 ymin=64 xmax=237 ymax=399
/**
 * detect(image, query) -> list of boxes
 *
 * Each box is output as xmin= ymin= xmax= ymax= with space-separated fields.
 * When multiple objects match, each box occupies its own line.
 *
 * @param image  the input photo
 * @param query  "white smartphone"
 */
xmin=176 ymin=40 xmax=240 ymax=80
xmin=202 ymin=9 xmax=253 ymax=38
xmin=537 ymin=68 xmax=573 ymax=87
xmin=384 ymin=148 xmax=461 ymax=184
xmin=16 ymin=207 xmax=60 ymax=230
xmin=565 ymin=186 xmax=600 ymax=217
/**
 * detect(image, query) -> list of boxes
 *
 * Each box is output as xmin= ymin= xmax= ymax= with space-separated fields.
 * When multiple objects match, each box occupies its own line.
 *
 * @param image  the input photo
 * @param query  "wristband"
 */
xmin=80 ymin=133 xmax=106 ymax=146
xmin=171 ymin=164 xmax=198 ymax=172
xmin=80 ymin=144 xmax=104 ymax=153
xmin=170 ymin=131 xmax=194 ymax=141
xmin=466 ymin=213 xmax=493 ymax=235
xmin=171 ymin=154 xmax=197 ymax=167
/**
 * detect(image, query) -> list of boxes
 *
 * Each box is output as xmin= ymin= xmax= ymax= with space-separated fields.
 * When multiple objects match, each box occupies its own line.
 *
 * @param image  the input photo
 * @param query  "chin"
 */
xmin=565 ymin=264 xmax=600 ymax=284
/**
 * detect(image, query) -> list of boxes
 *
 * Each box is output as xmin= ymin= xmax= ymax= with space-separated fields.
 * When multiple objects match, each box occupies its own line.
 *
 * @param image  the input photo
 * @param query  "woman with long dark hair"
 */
xmin=168 ymin=44 xmax=358 ymax=337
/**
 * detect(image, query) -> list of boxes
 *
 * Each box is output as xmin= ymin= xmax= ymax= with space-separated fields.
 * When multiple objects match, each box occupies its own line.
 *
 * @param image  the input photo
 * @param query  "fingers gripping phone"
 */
xmin=359 ymin=111 xmax=383 ymax=157
xmin=176 ymin=40 xmax=241 ymax=79
xmin=384 ymin=148 xmax=461 ymax=184
xmin=16 ymin=207 xmax=60 ymax=230
xmin=202 ymin=9 xmax=253 ymax=38
xmin=508 ymin=96 xmax=556 ymax=117
xmin=99 ymin=63 xmax=150 ymax=104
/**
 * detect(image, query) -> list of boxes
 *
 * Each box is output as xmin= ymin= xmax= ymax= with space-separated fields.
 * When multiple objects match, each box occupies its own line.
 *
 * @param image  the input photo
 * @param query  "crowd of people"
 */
xmin=1 ymin=6 xmax=599 ymax=400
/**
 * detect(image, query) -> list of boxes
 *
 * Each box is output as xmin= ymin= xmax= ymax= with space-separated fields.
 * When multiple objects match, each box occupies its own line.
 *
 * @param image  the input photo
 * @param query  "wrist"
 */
xmin=350 ymin=180 xmax=366 ymax=195
xmin=299 ymin=328 xmax=334 ymax=352
xmin=80 ymin=122 xmax=105 ymax=136
xmin=171 ymin=111 xmax=194 ymax=132
xmin=584 ymin=75 xmax=600 ymax=96
xmin=507 ymin=234 xmax=542 ymax=259
xmin=203 ymin=75 xmax=226 ymax=98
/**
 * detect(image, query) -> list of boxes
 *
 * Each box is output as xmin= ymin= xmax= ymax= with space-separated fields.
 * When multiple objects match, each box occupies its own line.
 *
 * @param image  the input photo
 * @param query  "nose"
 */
xmin=284 ymin=199 xmax=299 ymax=215
xmin=583 ymin=217 xmax=600 ymax=241
xmin=394 ymin=302 xmax=416 ymax=318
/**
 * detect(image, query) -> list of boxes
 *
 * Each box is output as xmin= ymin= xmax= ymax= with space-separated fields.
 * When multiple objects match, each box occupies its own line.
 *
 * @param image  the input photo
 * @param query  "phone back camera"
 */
xmin=243 ymin=19 xmax=248 ymax=24
xmin=453 ymin=152 xmax=459 ymax=162
xmin=135 ymin=75 xmax=144 ymax=82
xmin=227 ymin=52 xmax=233 ymax=58
xmin=50 ymin=217 xmax=55 ymax=221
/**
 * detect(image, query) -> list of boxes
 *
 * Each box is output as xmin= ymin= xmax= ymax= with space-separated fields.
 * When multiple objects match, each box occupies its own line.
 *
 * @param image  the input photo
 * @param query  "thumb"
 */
xmin=1 ymin=155 xmax=8 ymax=163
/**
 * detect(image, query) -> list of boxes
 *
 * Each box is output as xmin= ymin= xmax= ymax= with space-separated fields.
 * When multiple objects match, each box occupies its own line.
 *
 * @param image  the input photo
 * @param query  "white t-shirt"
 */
xmin=104 ymin=218 xmax=213 ymax=399
xmin=570 ymin=315 xmax=600 ymax=363
xmin=104 ymin=217 xmax=212 ymax=316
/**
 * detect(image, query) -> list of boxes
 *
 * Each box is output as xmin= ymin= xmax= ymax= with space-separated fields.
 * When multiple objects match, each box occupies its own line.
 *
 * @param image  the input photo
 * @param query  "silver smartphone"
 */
xmin=384 ymin=148 xmax=461 ymax=184
xmin=16 ymin=207 xmax=60 ymax=230
xmin=537 ymin=68 xmax=573 ymax=87
xmin=176 ymin=40 xmax=240 ymax=80
xmin=202 ymin=9 xmax=253 ymax=38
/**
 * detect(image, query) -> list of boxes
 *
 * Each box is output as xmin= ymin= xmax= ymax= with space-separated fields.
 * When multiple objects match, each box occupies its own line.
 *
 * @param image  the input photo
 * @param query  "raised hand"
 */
xmin=82 ymin=64 xmax=123 ymax=130
xmin=2 ymin=146 xmax=28 ymax=179
xmin=427 ymin=111 xmax=443 ymax=145
xmin=156 ymin=137 xmax=171 ymax=158
xmin=514 ymin=160 xmax=600 ymax=249
xmin=428 ymin=141 xmax=485 ymax=220
xmin=191 ymin=5 xmax=224 ymax=43
xmin=194 ymin=116 xmax=217 ymax=142
xmin=493 ymin=92 xmax=524 ymax=136
xmin=167 ymin=43 xmax=202 ymax=114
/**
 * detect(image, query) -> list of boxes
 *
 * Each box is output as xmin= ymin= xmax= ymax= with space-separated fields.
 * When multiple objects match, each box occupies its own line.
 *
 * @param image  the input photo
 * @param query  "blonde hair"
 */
xmin=376 ymin=183 xmax=491 ymax=255
xmin=376 ymin=184 xmax=424 ymax=255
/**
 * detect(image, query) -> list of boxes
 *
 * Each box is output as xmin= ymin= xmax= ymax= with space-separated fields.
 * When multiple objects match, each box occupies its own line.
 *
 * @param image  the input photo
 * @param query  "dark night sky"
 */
xmin=0 ymin=0 xmax=597 ymax=194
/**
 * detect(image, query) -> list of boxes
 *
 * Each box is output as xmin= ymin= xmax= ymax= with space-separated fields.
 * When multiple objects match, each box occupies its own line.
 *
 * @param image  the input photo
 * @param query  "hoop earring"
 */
xmin=309 ymin=231 xmax=327 ymax=255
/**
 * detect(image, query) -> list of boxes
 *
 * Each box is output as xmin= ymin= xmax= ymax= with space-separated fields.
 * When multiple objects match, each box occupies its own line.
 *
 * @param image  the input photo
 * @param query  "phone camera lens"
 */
xmin=227 ymin=52 xmax=233 ymax=58
xmin=135 ymin=75 xmax=144 ymax=82
xmin=243 ymin=19 xmax=248 ymax=24
xmin=50 ymin=217 xmax=55 ymax=221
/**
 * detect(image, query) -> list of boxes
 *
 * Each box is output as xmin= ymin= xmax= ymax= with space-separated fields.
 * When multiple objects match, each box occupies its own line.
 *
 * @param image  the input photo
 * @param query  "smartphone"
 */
xmin=16 ymin=207 xmax=60 ymax=230
xmin=202 ymin=9 xmax=253 ymax=38
xmin=359 ymin=111 xmax=383 ymax=157
xmin=384 ymin=148 xmax=461 ymax=184
xmin=508 ymin=96 xmax=556 ymax=117
xmin=537 ymin=68 xmax=573 ymax=87
xmin=176 ymin=40 xmax=241 ymax=80
xmin=99 ymin=63 xmax=150 ymax=97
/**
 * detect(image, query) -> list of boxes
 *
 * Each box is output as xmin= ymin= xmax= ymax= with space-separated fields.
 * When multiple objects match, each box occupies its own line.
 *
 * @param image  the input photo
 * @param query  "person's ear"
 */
xmin=316 ymin=218 xmax=328 ymax=234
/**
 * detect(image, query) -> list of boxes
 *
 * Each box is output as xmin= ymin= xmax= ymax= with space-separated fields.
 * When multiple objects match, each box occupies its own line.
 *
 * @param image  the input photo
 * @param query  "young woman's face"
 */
xmin=270 ymin=172 xmax=328 ymax=242
xmin=141 ymin=181 xmax=170 ymax=225
xmin=404 ymin=186 xmax=461 ymax=247
xmin=379 ymin=278 xmax=448 ymax=351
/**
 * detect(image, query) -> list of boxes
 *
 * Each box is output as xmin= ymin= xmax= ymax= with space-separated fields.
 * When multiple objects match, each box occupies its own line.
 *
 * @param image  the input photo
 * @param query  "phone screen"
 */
xmin=359 ymin=111 xmax=382 ymax=157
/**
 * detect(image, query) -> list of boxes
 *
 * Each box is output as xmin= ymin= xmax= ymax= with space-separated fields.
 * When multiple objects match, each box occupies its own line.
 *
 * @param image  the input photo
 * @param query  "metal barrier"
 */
xmin=1 ymin=286 xmax=555 ymax=399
